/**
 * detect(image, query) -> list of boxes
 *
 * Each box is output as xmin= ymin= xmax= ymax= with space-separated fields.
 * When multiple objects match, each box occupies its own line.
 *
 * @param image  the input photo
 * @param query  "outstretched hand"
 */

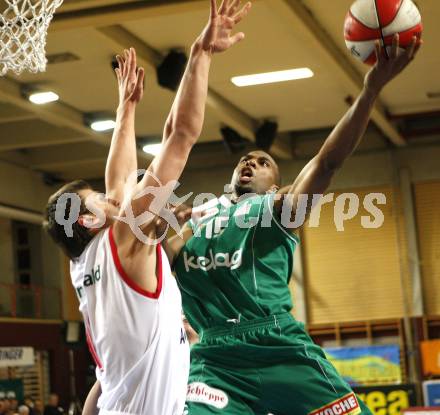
xmin=198 ymin=0 xmax=252 ymax=54
xmin=155 ymin=203 xmax=193 ymax=239
xmin=115 ymin=48 xmax=145 ymax=106
xmin=365 ymin=34 xmax=421 ymax=94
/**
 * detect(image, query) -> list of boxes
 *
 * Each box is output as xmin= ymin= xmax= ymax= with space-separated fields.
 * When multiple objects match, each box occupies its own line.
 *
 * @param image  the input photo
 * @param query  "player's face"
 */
xmin=231 ymin=151 xmax=280 ymax=196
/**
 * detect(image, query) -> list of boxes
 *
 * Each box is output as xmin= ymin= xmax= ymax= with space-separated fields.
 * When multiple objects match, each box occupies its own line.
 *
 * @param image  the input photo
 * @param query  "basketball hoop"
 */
xmin=0 ymin=0 xmax=64 ymax=76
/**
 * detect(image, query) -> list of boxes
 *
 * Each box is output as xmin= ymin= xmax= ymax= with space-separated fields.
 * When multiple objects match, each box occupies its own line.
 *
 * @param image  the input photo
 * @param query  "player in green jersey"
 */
xmin=169 ymin=32 xmax=420 ymax=415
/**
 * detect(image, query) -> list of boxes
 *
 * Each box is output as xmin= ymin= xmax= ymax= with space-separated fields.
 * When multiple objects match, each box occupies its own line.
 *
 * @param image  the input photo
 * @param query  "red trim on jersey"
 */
xmin=85 ymin=324 xmax=103 ymax=370
xmin=108 ymin=226 xmax=163 ymax=299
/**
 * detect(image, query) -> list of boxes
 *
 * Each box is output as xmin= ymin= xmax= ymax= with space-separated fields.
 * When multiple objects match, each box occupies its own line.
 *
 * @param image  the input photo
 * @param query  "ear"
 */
xmin=78 ymin=214 xmax=102 ymax=229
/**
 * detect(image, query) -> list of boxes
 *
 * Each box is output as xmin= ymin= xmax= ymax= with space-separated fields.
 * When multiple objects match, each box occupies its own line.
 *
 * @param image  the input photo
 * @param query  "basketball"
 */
xmin=344 ymin=0 xmax=423 ymax=65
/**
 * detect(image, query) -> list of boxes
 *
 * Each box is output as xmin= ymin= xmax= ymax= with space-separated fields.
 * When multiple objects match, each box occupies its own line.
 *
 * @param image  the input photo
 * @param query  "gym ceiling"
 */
xmin=0 ymin=0 xmax=438 ymax=181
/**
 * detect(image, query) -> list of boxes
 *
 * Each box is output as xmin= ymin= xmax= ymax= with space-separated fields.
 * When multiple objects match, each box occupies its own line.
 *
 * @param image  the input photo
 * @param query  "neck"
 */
xmin=231 ymin=191 xmax=257 ymax=204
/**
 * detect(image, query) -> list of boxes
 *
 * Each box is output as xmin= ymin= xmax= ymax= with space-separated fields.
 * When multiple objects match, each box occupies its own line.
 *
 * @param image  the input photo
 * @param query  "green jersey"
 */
xmin=174 ymin=193 xmax=299 ymax=334
xmin=176 ymin=194 xmax=371 ymax=415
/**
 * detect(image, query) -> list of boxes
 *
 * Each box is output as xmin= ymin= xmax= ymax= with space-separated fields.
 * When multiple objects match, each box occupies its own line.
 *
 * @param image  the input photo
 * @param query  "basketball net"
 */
xmin=0 ymin=0 xmax=63 ymax=76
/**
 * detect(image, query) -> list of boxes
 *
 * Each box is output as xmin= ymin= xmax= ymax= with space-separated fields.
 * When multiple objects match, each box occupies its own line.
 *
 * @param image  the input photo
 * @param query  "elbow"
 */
xmin=171 ymin=120 xmax=201 ymax=147
xmin=168 ymin=129 xmax=199 ymax=153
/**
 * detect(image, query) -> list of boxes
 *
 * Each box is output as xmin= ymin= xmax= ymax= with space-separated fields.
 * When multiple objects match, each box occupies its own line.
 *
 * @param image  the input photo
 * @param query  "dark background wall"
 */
xmin=0 ymin=321 xmax=92 ymax=408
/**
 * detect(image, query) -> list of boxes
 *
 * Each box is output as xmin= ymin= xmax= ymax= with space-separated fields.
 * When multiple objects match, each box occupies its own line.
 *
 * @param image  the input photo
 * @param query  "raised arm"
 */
xmin=116 ymin=0 xmax=252 ymax=237
xmin=162 ymin=0 xmax=250 ymax=143
xmin=105 ymin=48 xmax=145 ymax=203
xmin=276 ymin=35 xmax=419 ymax=228
xmin=82 ymin=380 xmax=101 ymax=415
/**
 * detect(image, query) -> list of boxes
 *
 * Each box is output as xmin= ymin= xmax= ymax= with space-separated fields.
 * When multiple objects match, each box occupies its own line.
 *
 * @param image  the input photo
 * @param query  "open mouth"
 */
xmin=239 ymin=167 xmax=254 ymax=183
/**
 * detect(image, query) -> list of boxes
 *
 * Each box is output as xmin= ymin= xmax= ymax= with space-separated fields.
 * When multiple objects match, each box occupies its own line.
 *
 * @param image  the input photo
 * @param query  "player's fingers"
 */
xmin=123 ymin=49 xmax=130 ymax=77
xmin=176 ymin=210 xmax=188 ymax=222
xmin=179 ymin=207 xmax=192 ymax=219
xmin=229 ymin=32 xmax=245 ymax=47
xmin=390 ymin=33 xmax=399 ymax=59
xmin=406 ymin=36 xmax=418 ymax=60
xmin=210 ymin=0 xmax=218 ymax=17
xmin=413 ymin=39 xmax=423 ymax=57
xmin=135 ymin=67 xmax=145 ymax=93
xmin=233 ymin=1 xmax=251 ymax=24
xmin=374 ymin=41 xmax=382 ymax=64
xmin=117 ymin=56 xmax=126 ymax=81
xmin=116 ymin=55 xmax=124 ymax=72
xmin=219 ymin=0 xmax=228 ymax=15
xmin=226 ymin=0 xmax=240 ymax=16
xmin=130 ymin=48 xmax=137 ymax=76
xmin=126 ymin=48 xmax=134 ymax=79
xmin=175 ymin=203 xmax=189 ymax=213
xmin=115 ymin=67 xmax=121 ymax=82
xmin=222 ymin=16 xmax=234 ymax=29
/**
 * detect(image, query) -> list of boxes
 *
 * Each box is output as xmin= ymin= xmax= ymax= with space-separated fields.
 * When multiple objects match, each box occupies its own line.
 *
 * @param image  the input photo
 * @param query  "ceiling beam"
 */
xmin=52 ymin=0 xmax=207 ymax=32
xmin=0 ymin=120 xmax=89 ymax=151
xmin=272 ymin=0 xmax=405 ymax=147
xmin=0 ymin=103 xmax=37 ymax=124
xmin=0 ymin=77 xmax=107 ymax=142
xmin=60 ymin=0 xmax=136 ymax=13
xmin=0 ymin=76 xmax=149 ymax=159
xmin=97 ymin=25 xmax=258 ymax=140
xmin=28 ymin=144 xmax=108 ymax=170
xmin=34 ymin=157 xmax=107 ymax=171
xmin=0 ymin=204 xmax=43 ymax=225
xmin=0 ymin=135 xmax=87 ymax=152
xmin=0 ymin=114 xmax=36 ymax=124
xmin=97 ymin=25 xmax=291 ymax=159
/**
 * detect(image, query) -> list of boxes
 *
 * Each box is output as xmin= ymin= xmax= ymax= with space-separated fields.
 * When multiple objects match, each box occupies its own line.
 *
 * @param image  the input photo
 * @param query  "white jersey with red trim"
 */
xmin=70 ymin=227 xmax=189 ymax=415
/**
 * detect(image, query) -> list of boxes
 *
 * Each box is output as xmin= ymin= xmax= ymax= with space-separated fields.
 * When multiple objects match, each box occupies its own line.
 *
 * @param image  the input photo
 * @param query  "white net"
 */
xmin=0 ymin=0 xmax=63 ymax=76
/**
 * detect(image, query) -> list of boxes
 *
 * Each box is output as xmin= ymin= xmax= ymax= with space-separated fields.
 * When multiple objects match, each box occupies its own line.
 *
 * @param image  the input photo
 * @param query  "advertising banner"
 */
xmin=354 ymin=384 xmax=418 ymax=415
xmin=423 ymin=380 xmax=440 ymax=407
xmin=420 ymin=340 xmax=440 ymax=376
xmin=0 ymin=379 xmax=24 ymax=402
xmin=0 ymin=347 xmax=34 ymax=368
xmin=326 ymin=345 xmax=401 ymax=386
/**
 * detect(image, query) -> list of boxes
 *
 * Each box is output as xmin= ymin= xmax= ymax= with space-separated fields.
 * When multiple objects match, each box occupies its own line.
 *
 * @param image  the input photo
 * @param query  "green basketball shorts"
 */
xmin=184 ymin=313 xmax=372 ymax=415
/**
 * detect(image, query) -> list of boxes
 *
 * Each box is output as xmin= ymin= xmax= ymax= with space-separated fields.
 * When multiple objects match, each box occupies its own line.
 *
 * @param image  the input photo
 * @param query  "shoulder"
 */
xmin=260 ymin=193 xmax=301 ymax=245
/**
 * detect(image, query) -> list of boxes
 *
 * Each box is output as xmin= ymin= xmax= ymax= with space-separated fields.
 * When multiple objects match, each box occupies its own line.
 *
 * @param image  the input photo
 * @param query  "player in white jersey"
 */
xmin=71 ymin=222 xmax=188 ymax=415
xmin=43 ymin=1 xmax=252 ymax=414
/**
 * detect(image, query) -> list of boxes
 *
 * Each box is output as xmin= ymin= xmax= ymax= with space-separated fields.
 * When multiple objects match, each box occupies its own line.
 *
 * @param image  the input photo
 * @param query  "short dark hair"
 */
xmin=44 ymin=180 xmax=93 ymax=260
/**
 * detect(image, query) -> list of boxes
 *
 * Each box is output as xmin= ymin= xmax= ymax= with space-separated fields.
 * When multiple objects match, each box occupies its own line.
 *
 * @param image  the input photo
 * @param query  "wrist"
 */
xmin=191 ymin=40 xmax=213 ymax=58
xmin=362 ymin=83 xmax=380 ymax=101
xmin=116 ymin=101 xmax=137 ymax=115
